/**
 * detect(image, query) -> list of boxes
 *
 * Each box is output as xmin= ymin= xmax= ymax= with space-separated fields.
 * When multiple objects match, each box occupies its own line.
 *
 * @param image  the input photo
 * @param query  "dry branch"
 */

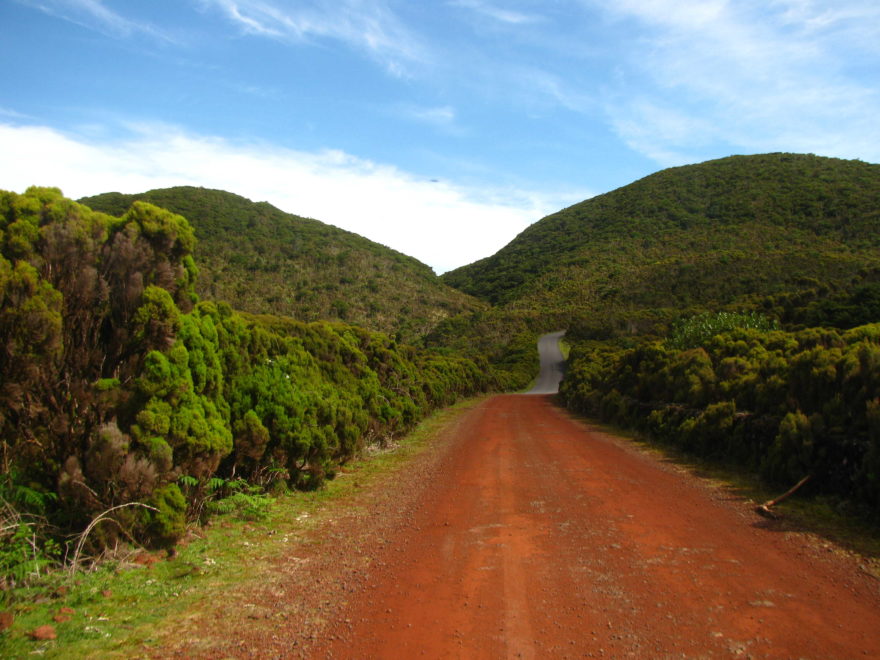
xmin=68 ymin=502 xmax=159 ymax=576
xmin=754 ymin=475 xmax=812 ymax=519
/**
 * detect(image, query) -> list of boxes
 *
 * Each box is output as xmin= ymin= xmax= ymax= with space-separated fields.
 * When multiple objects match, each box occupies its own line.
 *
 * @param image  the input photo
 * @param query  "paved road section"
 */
xmin=527 ymin=330 xmax=566 ymax=394
xmin=318 ymin=395 xmax=880 ymax=659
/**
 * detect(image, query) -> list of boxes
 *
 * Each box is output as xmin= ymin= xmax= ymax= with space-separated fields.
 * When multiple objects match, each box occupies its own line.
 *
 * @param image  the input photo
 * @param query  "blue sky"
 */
xmin=1 ymin=0 xmax=878 ymax=272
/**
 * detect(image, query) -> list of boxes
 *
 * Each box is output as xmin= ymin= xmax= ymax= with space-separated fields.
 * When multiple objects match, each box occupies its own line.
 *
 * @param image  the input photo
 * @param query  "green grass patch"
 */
xmin=0 ymin=397 xmax=486 ymax=659
xmin=558 ymin=337 xmax=571 ymax=360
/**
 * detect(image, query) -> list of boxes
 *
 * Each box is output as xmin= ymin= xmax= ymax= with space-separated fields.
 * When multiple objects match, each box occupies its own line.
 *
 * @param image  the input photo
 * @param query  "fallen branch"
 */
xmin=754 ymin=475 xmax=812 ymax=519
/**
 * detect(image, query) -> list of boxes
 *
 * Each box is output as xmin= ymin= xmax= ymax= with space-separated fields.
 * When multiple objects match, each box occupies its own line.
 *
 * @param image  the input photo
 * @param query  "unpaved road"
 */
xmin=312 ymin=396 xmax=880 ymax=659
xmin=156 ymin=339 xmax=880 ymax=659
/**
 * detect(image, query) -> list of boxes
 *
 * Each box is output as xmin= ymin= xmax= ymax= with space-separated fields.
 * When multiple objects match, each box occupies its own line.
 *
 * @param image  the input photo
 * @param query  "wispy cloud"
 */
xmin=590 ymin=0 xmax=880 ymax=164
xmin=0 ymin=107 xmax=32 ymax=120
xmin=608 ymin=99 xmax=717 ymax=166
xmin=199 ymin=0 xmax=426 ymax=75
xmin=450 ymin=0 xmax=543 ymax=25
xmin=395 ymin=104 xmax=459 ymax=131
xmin=14 ymin=0 xmax=175 ymax=41
xmin=0 ymin=121 xmax=585 ymax=272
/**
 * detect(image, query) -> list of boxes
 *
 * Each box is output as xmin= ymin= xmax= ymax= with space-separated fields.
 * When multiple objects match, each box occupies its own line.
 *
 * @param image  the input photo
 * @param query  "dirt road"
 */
xmin=313 ymin=394 xmax=880 ymax=659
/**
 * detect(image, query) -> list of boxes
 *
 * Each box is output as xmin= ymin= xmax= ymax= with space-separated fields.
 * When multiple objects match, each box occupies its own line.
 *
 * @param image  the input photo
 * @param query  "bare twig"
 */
xmin=68 ymin=502 xmax=159 ymax=576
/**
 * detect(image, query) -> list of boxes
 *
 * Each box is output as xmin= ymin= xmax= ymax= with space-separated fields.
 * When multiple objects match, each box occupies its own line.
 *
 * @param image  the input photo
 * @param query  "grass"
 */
xmin=0 ymin=397 xmax=486 ymax=659
xmin=558 ymin=337 xmax=571 ymax=360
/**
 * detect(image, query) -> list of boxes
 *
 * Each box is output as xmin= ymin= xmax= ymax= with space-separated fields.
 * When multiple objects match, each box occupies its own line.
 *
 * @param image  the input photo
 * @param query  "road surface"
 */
xmin=313 ymin=395 xmax=880 ymax=658
xmin=527 ymin=330 xmax=566 ymax=394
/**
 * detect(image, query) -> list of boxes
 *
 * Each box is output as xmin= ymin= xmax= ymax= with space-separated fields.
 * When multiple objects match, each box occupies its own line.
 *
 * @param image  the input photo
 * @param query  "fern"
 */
xmin=0 ymin=471 xmax=56 ymax=514
xmin=205 ymin=492 xmax=271 ymax=521
xmin=0 ymin=521 xmax=61 ymax=594
xmin=178 ymin=475 xmax=199 ymax=489
xmin=206 ymin=477 xmax=227 ymax=492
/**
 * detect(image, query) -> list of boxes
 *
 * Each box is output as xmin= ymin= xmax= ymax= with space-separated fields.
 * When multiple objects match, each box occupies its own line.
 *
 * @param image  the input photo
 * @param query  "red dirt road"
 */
xmin=317 ymin=395 xmax=880 ymax=659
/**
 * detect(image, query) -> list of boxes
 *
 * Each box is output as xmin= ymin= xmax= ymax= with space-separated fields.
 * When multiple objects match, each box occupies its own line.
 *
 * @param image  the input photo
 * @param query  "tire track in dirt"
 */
xmin=316 ymin=394 xmax=880 ymax=659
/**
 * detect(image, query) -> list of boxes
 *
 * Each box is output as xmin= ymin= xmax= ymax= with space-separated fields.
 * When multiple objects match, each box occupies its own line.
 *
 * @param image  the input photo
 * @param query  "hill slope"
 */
xmin=442 ymin=153 xmax=880 ymax=330
xmin=80 ymin=187 xmax=483 ymax=342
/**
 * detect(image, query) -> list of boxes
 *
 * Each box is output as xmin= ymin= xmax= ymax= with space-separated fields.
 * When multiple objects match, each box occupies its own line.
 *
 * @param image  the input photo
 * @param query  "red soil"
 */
xmin=156 ymin=395 xmax=880 ymax=658
xmin=314 ymin=395 xmax=880 ymax=659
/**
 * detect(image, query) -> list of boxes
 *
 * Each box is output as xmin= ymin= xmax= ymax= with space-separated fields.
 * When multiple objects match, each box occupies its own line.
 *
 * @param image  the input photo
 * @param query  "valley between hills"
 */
xmin=2 ymin=151 xmax=880 ymax=656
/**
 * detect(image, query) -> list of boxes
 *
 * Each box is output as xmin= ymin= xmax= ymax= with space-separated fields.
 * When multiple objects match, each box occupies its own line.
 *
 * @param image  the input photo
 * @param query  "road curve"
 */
xmin=527 ymin=330 xmax=566 ymax=394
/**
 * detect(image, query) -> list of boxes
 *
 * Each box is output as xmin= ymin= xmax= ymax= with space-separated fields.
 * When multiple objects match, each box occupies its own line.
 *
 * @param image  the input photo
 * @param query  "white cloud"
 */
xmin=590 ymin=0 xmax=880 ymax=165
xmin=451 ymin=0 xmax=542 ymax=25
xmin=199 ymin=0 xmax=426 ymax=75
xmin=608 ymin=100 xmax=716 ymax=165
xmin=395 ymin=105 xmax=460 ymax=132
xmin=0 ymin=107 xmax=31 ymax=120
xmin=0 ymin=122 xmax=585 ymax=273
xmin=14 ymin=0 xmax=174 ymax=41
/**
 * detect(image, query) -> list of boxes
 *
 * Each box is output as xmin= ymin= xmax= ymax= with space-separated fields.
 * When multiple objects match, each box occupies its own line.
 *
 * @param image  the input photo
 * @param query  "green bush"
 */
xmin=146 ymin=484 xmax=187 ymax=548
xmin=668 ymin=311 xmax=778 ymax=351
xmin=561 ymin=320 xmax=880 ymax=513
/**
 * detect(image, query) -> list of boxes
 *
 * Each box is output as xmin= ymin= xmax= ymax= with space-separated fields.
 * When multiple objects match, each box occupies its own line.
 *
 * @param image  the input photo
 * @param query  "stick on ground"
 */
xmin=755 ymin=475 xmax=812 ymax=519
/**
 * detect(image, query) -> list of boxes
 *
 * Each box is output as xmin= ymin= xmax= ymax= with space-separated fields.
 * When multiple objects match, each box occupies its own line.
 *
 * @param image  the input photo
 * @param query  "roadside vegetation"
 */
xmin=560 ymin=313 xmax=880 ymax=515
xmin=0 ymin=187 xmax=494 ymax=625
xmin=0 ymin=399 xmax=484 ymax=657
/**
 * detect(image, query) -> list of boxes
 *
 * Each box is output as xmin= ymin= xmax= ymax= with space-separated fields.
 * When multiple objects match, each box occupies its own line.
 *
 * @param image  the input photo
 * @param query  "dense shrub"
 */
xmin=0 ymin=188 xmax=495 ymax=570
xmin=560 ymin=321 xmax=880 ymax=512
xmin=668 ymin=311 xmax=778 ymax=351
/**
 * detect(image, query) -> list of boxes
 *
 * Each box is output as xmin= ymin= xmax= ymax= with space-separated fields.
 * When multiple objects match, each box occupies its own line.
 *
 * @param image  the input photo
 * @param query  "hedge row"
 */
xmin=0 ymin=187 xmax=492 ymax=560
xmin=560 ymin=322 xmax=880 ymax=511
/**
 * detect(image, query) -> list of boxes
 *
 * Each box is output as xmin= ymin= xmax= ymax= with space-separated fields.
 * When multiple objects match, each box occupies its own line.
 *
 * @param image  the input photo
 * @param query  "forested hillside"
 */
xmin=0 ymin=187 xmax=493 ymax=579
xmin=443 ymin=153 xmax=880 ymax=336
xmin=80 ymin=187 xmax=483 ymax=343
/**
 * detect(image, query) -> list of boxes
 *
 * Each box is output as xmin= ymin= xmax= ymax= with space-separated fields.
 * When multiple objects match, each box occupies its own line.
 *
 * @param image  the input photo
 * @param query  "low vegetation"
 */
xmin=560 ymin=313 xmax=880 ymax=514
xmin=0 ymin=398 xmax=484 ymax=657
xmin=0 ymin=187 xmax=492 ymax=608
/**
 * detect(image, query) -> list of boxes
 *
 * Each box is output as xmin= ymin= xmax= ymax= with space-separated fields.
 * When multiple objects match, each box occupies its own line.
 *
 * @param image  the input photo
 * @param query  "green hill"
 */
xmin=80 ymin=187 xmax=483 ymax=342
xmin=442 ymin=153 xmax=880 ymax=333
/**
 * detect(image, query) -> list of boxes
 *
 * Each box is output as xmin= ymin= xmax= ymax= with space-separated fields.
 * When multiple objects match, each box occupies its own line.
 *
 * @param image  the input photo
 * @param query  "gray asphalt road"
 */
xmin=527 ymin=330 xmax=566 ymax=394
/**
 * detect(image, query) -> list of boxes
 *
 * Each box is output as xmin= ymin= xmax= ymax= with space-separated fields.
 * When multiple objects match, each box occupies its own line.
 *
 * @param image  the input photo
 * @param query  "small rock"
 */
xmin=58 ymin=607 xmax=75 ymax=615
xmin=30 ymin=625 xmax=57 ymax=641
xmin=101 ymin=590 xmax=112 ymax=598
xmin=53 ymin=614 xmax=71 ymax=623
xmin=0 ymin=611 xmax=13 ymax=631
